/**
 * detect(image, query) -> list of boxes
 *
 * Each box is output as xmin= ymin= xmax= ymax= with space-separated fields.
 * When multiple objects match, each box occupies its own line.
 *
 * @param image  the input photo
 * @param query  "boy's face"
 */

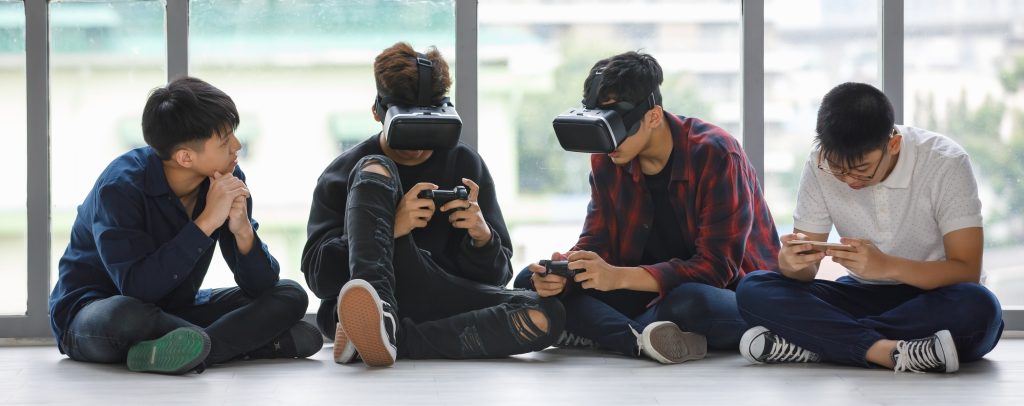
xmin=188 ymin=130 xmax=242 ymax=177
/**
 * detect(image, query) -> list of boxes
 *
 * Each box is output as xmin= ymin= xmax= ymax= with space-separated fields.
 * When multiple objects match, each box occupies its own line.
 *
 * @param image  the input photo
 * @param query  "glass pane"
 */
xmin=49 ymin=0 xmax=165 ymax=288
xmin=191 ymin=0 xmax=456 ymax=311
xmin=763 ymin=0 xmax=878 ymax=280
xmin=478 ymin=0 xmax=742 ymax=276
xmin=0 ymin=0 xmax=27 ymax=316
xmin=905 ymin=0 xmax=1024 ymax=305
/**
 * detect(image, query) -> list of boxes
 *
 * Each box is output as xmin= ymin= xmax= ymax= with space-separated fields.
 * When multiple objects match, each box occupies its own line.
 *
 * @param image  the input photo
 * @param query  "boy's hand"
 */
xmin=569 ymin=251 xmax=623 ymax=291
xmin=530 ymin=252 xmax=568 ymax=297
xmin=227 ymin=195 xmax=252 ymax=236
xmin=445 ymin=178 xmax=491 ymax=247
xmin=394 ymin=182 xmax=438 ymax=239
xmin=196 ymin=171 xmax=249 ymax=236
xmin=778 ymin=233 xmax=825 ymax=276
xmin=830 ymin=237 xmax=893 ymax=280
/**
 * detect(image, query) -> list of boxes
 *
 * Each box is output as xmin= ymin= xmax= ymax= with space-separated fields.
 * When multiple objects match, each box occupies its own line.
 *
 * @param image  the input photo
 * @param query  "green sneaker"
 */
xmin=126 ymin=327 xmax=211 ymax=374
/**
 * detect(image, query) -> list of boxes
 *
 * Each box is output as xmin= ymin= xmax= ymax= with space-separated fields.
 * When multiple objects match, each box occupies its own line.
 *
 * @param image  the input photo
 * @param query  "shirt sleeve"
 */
xmin=452 ymin=158 xmax=514 ymax=286
xmin=571 ymin=157 xmax=614 ymax=259
xmin=300 ymin=168 xmax=351 ymax=300
xmin=93 ymin=184 xmax=214 ymax=303
xmin=219 ymin=181 xmax=281 ymax=297
xmin=934 ymin=154 xmax=983 ymax=235
xmin=793 ymin=151 xmax=834 ymax=234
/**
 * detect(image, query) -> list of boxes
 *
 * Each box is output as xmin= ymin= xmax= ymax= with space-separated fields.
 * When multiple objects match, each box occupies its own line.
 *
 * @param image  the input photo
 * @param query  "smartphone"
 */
xmin=786 ymin=240 xmax=855 ymax=253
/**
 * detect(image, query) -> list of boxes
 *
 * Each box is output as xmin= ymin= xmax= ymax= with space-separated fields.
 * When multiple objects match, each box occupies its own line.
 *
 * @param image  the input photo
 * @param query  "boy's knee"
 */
xmin=361 ymin=162 xmax=391 ymax=178
xmin=272 ymin=279 xmax=309 ymax=318
xmin=527 ymin=309 xmax=549 ymax=334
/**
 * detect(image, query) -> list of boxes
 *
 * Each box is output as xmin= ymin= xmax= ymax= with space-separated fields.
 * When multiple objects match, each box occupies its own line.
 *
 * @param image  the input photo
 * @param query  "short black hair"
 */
xmin=141 ymin=77 xmax=239 ymax=160
xmin=815 ymin=82 xmax=895 ymax=169
xmin=583 ymin=51 xmax=664 ymax=107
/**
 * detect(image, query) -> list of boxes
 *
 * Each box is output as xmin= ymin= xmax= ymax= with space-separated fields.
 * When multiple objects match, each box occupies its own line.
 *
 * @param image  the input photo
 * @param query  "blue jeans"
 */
xmin=513 ymin=269 xmax=748 ymax=356
xmin=736 ymin=270 xmax=1004 ymax=368
xmin=61 ymin=279 xmax=308 ymax=365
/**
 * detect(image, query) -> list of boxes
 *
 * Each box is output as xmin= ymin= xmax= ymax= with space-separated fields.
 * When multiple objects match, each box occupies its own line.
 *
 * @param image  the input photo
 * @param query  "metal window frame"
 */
xmin=2 ymin=0 xmax=1020 ymax=340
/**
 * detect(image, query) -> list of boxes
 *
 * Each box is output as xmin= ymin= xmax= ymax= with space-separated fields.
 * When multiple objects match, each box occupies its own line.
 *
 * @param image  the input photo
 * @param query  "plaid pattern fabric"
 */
xmin=572 ymin=113 xmax=780 ymax=299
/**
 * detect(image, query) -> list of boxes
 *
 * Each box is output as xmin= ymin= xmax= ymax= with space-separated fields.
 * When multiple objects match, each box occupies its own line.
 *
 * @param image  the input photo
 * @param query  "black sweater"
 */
xmin=301 ymin=135 xmax=514 ymax=301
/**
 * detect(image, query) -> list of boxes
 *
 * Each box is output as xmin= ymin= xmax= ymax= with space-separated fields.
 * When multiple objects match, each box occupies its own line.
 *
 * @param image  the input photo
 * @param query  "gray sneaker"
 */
xmin=632 ymin=321 xmax=707 ymax=364
xmin=739 ymin=326 xmax=820 ymax=364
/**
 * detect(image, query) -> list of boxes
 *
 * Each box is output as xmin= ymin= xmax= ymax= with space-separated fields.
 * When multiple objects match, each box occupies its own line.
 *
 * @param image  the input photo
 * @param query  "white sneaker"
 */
xmin=631 ymin=321 xmax=707 ymax=364
xmin=892 ymin=329 xmax=959 ymax=373
xmin=739 ymin=326 xmax=821 ymax=364
xmin=332 ymin=323 xmax=359 ymax=364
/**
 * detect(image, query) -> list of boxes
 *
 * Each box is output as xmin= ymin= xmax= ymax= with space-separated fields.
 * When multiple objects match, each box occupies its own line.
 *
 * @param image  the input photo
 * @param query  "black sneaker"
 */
xmin=892 ymin=329 xmax=959 ymax=373
xmin=632 ymin=321 xmax=707 ymax=364
xmin=552 ymin=331 xmax=597 ymax=349
xmin=338 ymin=279 xmax=398 ymax=367
xmin=246 ymin=321 xmax=324 ymax=360
xmin=739 ymin=326 xmax=821 ymax=364
xmin=126 ymin=327 xmax=210 ymax=375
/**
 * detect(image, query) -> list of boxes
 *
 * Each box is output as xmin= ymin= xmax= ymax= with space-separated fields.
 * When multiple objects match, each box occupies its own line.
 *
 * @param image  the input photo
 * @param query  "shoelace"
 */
xmin=630 ymin=325 xmax=645 ymax=356
xmin=555 ymin=331 xmax=594 ymax=348
xmin=893 ymin=338 xmax=941 ymax=373
xmin=763 ymin=333 xmax=819 ymax=363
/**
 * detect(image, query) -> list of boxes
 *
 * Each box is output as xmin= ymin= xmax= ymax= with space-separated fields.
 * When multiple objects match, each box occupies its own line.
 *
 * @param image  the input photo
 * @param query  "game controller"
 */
xmin=418 ymin=186 xmax=469 ymax=209
xmin=538 ymin=259 xmax=580 ymax=278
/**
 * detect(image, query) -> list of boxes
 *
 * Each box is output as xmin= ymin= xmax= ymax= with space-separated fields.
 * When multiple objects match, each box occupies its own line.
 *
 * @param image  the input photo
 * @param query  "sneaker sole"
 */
xmin=935 ymin=329 xmax=959 ymax=373
xmin=338 ymin=280 xmax=396 ymax=367
xmin=333 ymin=323 xmax=358 ymax=364
xmin=645 ymin=323 xmax=707 ymax=364
xmin=739 ymin=326 xmax=770 ymax=364
xmin=126 ymin=327 xmax=210 ymax=374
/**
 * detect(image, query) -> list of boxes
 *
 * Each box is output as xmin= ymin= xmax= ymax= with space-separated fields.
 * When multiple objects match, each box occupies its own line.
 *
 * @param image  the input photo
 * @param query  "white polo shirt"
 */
xmin=793 ymin=125 xmax=983 ymax=284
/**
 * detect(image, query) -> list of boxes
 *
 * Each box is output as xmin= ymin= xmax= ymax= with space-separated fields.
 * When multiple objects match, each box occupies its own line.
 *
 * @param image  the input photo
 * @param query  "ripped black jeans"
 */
xmin=324 ymin=154 xmax=565 ymax=359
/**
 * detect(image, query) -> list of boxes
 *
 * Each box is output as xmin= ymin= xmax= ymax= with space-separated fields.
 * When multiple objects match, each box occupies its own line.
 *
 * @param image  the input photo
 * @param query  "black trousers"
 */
xmin=63 ymin=279 xmax=308 ymax=365
xmin=319 ymin=154 xmax=564 ymax=359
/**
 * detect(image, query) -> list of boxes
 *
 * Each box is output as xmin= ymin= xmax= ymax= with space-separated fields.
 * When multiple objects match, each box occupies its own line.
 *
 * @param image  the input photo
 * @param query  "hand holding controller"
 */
xmin=538 ymin=259 xmax=580 ymax=279
xmin=418 ymin=186 xmax=469 ymax=211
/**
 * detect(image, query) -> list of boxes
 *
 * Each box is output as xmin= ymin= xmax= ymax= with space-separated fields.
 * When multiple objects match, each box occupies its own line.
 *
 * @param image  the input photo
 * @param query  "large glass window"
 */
xmin=478 ymin=0 xmax=742 ymax=275
xmin=49 ymin=0 xmax=166 ymax=288
xmin=763 ymin=0 xmax=878 ymax=280
xmin=0 ymin=0 xmax=27 ymax=315
xmin=905 ymin=0 xmax=1024 ymax=305
xmin=190 ymin=0 xmax=456 ymax=309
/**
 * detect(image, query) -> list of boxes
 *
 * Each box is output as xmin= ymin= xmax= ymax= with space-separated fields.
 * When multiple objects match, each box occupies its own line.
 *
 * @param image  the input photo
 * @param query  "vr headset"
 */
xmin=374 ymin=53 xmax=462 ymax=150
xmin=551 ymin=70 xmax=659 ymax=153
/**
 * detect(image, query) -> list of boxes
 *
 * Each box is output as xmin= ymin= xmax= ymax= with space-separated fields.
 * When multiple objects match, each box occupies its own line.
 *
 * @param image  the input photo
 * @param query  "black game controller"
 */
xmin=538 ymin=259 xmax=580 ymax=278
xmin=418 ymin=186 xmax=469 ymax=209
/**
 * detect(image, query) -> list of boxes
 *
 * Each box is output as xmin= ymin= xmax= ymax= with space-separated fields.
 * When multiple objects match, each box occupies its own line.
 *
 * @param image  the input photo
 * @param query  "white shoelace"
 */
xmin=763 ymin=334 xmax=820 ymax=363
xmin=893 ymin=338 xmax=941 ymax=373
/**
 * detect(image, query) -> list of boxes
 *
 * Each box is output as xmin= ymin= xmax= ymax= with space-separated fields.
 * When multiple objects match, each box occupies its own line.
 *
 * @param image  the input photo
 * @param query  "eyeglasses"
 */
xmin=817 ymin=132 xmax=895 ymax=181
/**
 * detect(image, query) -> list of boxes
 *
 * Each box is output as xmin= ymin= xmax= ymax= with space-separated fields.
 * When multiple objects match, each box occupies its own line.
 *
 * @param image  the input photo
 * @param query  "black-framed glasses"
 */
xmin=817 ymin=131 xmax=895 ymax=181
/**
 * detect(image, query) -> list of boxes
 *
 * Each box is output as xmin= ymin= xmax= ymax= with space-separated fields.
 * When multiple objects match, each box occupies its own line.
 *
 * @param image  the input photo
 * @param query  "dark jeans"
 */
xmin=326 ymin=154 xmax=564 ymax=359
xmin=62 ymin=279 xmax=308 ymax=365
xmin=513 ymin=269 xmax=748 ymax=356
xmin=736 ymin=270 xmax=1004 ymax=368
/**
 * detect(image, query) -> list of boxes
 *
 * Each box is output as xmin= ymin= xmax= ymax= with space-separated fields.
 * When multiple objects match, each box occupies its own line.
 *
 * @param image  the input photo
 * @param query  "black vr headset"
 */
xmin=551 ymin=70 xmax=659 ymax=153
xmin=374 ymin=52 xmax=462 ymax=150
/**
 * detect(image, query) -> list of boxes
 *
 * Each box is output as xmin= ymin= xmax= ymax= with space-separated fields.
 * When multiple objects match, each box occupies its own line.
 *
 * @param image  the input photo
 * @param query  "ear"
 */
xmin=889 ymin=132 xmax=903 ymax=155
xmin=646 ymin=105 xmax=664 ymax=128
xmin=173 ymin=148 xmax=195 ymax=169
xmin=371 ymin=103 xmax=382 ymax=123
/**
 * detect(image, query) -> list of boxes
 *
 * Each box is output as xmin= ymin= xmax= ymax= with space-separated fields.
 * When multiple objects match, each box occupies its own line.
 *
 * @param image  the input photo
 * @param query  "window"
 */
xmin=478 ymin=0 xmax=742 ymax=275
xmin=190 ymin=0 xmax=456 ymax=310
xmin=49 ymin=0 xmax=166 ymax=289
xmin=763 ymin=0 xmax=879 ymax=280
xmin=0 ymin=0 xmax=26 ymax=315
xmin=905 ymin=0 xmax=1024 ymax=306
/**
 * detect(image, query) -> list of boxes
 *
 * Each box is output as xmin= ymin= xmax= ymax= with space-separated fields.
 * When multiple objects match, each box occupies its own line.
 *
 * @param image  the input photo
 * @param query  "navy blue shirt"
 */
xmin=48 ymin=147 xmax=280 ymax=351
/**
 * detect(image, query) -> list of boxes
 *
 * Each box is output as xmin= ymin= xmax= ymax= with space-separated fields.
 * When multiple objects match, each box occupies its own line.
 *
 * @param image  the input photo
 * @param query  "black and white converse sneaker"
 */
xmin=892 ymin=329 xmax=959 ymax=373
xmin=338 ymin=279 xmax=398 ymax=367
xmin=631 ymin=321 xmax=707 ymax=364
xmin=739 ymin=326 xmax=821 ymax=364
xmin=553 ymin=331 xmax=597 ymax=349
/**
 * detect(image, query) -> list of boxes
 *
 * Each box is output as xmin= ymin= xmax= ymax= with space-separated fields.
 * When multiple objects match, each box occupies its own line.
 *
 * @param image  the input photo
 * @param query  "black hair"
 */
xmin=141 ymin=76 xmax=239 ymax=160
xmin=815 ymin=82 xmax=895 ymax=169
xmin=583 ymin=50 xmax=664 ymax=107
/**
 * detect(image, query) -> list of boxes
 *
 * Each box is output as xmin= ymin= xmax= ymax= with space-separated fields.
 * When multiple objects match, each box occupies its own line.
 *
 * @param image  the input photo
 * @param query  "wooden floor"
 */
xmin=1 ymin=339 xmax=1022 ymax=405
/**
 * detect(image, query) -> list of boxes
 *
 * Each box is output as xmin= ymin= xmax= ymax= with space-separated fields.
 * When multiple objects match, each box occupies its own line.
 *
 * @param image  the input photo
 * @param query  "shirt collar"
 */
xmin=880 ymin=125 xmax=914 ymax=189
xmin=143 ymin=147 xmax=173 ymax=197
